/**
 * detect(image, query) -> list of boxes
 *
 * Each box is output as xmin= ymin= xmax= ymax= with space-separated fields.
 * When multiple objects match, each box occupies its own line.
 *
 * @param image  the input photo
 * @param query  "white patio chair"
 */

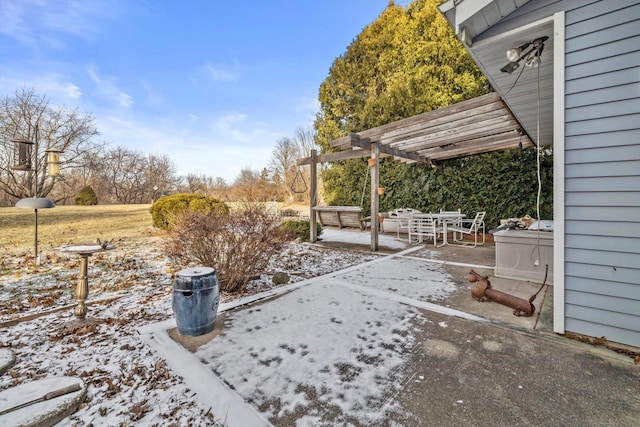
xmin=391 ymin=208 xmax=422 ymax=238
xmin=448 ymin=211 xmax=486 ymax=247
xmin=408 ymin=215 xmax=442 ymax=246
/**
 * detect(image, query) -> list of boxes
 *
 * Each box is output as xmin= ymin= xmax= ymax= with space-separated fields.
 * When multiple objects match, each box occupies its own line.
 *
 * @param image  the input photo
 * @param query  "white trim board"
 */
xmin=552 ymin=10 xmax=566 ymax=335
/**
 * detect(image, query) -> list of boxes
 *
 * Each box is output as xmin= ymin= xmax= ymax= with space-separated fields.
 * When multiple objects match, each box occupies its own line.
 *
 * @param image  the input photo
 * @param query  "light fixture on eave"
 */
xmin=500 ymin=36 xmax=548 ymax=74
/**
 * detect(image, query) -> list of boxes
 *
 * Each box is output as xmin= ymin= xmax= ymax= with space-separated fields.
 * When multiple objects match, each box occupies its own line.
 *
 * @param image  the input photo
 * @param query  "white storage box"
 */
xmin=494 ymin=229 xmax=554 ymax=284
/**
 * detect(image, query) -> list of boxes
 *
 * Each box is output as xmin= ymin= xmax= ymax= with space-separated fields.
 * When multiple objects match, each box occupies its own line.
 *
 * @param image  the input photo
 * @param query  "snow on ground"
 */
xmin=319 ymin=228 xmax=408 ymax=250
xmin=194 ymin=255 xmax=459 ymax=425
xmin=0 ymin=233 xmax=381 ymax=426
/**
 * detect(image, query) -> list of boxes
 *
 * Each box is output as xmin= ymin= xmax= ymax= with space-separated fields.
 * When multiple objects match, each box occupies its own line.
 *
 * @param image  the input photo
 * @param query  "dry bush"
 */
xmin=163 ymin=205 xmax=290 ymax=293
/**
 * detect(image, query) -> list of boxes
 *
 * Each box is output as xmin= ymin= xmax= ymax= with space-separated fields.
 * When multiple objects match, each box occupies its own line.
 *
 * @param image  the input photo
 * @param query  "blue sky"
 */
xmin=0 ymin=0 xmax=409 ymax=182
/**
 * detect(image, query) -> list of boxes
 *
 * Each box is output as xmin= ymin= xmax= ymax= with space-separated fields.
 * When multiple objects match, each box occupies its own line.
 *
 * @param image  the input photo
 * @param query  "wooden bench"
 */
xmin=313 ymin=206 xmax=366 ymax=230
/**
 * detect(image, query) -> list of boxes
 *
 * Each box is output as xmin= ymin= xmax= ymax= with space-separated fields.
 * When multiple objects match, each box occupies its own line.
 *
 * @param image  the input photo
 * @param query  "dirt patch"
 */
xmin=167 ymin=312 xmax=228 ymax=352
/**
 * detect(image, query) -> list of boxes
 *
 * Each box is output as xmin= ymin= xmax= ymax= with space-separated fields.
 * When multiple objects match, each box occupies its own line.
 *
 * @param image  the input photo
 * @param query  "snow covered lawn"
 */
xmin=0 ymin=231 xmax=384 ymax=426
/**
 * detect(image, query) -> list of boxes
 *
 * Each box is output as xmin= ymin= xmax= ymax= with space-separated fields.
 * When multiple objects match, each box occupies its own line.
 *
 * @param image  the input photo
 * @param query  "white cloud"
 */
xmin=0 ymin=2 xmax=36 ymax=46
xmin=190 ymin=62 xmax=239 ymax=87
xmin=93 ymin=112 xmax=276 ymax=182
xmin=0 ymin=0 xmax=123 ymax=49
xmin=295 ymin=96 xmax=320 ymax=114
xmin=294 ymin=96 xmax=320 ymax=125
xmin=140 ymin=81 xmax=164 ymax=108
xmin=202 ymin=62 xmax=237 ymax=82
xmin=212 ymin=113 xmax=271 ymax=144
xmin=0 ymin=73 xmax=82 ymax=102
xmin=87 ymin=66 xmax=133 ymax=108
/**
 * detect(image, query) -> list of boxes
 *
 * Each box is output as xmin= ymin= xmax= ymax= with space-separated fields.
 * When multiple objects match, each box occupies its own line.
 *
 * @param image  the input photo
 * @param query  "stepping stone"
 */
xmin=0 ymin=376 xmax=86 ymax=427
xmin=0 ymin=348 xmax=15 ymax=376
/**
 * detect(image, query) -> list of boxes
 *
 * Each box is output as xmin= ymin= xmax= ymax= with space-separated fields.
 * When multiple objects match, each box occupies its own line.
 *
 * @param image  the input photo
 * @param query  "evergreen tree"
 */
xmin=313 ymin=0 xmax=552 ymax=227
xmin=75 ymin=185 xmax=98 ymax=205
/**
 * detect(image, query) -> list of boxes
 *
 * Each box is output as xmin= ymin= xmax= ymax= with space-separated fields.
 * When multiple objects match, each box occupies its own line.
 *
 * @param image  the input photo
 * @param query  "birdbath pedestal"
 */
xmin=59 ymin=245 xmax=112 ymax=319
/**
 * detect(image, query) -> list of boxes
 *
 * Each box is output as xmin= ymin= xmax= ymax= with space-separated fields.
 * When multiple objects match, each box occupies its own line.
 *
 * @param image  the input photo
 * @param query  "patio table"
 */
xmin=434 ymin=212 xmax=466 ymax=245
xmin=409 ymin=212 xmax=466 ymax=245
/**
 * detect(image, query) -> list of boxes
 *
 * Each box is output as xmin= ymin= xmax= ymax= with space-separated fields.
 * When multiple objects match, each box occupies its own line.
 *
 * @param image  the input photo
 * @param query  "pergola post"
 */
xmin=371 ymin=142 xmax=379 ymax=251
xmin=309 ymin=149 xmax=318 ymax=243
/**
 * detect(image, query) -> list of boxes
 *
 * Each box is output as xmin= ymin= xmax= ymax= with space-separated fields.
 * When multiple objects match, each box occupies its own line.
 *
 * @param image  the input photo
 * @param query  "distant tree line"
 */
xmin=0 ymin=88 xmax=318 ymax=207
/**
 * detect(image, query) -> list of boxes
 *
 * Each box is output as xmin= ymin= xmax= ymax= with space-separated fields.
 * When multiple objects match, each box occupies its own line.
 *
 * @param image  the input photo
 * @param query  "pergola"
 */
xmin=297 ymin=91 xmax=533 ymax=251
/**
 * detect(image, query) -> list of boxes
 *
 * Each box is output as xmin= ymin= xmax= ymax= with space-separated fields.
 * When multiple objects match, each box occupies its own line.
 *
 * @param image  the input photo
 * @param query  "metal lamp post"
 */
xmin=11 ymin=125 xmax=59 ymax=266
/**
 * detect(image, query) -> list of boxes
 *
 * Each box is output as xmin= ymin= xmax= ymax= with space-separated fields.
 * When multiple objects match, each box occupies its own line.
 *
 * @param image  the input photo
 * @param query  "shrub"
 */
xmin=279 ymin=219 xmax=322 ymax=242
xmin=163 ymin=205 xmax=293 ymax=293
xmin=75 ymin=185 xmax=98 ymax=205
xmin=150 ymin=193 xmax=228 ymax=231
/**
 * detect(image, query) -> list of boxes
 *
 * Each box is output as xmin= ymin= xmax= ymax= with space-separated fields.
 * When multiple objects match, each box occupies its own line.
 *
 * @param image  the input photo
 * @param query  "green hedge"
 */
xmin=149 ymin=193 xmax=229 ymax=230
xmin=279 ymin=219 xmax=323 ymax=242
xmin=322 ymin=148 xmax=553 ymax=229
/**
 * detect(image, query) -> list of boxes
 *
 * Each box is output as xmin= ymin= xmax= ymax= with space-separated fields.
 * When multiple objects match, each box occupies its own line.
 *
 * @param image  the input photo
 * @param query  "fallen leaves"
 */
xmin=129 ymin=399 xmax=150 ymax=421
xmin=566 ymin=331 xmax=640 ymax=364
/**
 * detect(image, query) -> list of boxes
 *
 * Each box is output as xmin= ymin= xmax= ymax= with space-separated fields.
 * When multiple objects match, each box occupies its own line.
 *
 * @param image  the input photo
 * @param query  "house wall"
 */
xmin=477 ymin=0 xmax=640 ymax=347
xmin=563 ymin=0 xmax=640 ymax=347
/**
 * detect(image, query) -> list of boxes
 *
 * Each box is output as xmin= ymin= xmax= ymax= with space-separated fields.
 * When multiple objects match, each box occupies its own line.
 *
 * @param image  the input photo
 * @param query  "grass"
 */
xmin=0 ymin=204 xmax=162 ymax=249
xmin=0 ymin=202 xmax=311 ymax=250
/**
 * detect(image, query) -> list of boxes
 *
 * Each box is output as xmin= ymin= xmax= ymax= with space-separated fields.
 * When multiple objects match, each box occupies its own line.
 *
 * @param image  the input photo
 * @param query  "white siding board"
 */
xmin=565 ymin=160 xmax=640 ymax=178
xmin=565 ymin=317 xmax=640 ymax=347
xmin=566 ymin=276 xmax=640 ymax=300
xmin=566 ymin=290 xmax=640 ymax=316
xmin=566 ymin=263 xmax=636 ymax=285
xmin=565 ymin=191 xmax=640 ymax=207
xmin=565 ymin=176 xmax=639 ymax=192
xmin=565 ymin=220 xmax=640 ymax=238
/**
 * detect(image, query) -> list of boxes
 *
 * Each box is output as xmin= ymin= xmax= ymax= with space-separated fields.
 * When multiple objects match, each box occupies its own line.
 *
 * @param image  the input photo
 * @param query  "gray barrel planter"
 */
xmin=172 ymin=267 xmax=220 ymax=336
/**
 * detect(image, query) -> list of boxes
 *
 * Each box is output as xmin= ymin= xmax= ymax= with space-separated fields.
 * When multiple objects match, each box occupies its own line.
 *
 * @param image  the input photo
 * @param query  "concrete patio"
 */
xmin=140 ymin=231 xmax=640 ymax=426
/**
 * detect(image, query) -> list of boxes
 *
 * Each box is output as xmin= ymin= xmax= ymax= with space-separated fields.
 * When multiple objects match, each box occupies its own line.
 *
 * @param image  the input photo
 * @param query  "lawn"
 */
xmin=0 ymin=204 xmax=162 ymax=249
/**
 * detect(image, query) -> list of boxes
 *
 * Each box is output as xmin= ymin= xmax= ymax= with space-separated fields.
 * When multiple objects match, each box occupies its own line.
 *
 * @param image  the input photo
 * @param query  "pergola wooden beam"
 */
xmin=347 ymin=134 xmax=430 ymax=165
xmin=297 ymin=147 xmax=370 ymax=166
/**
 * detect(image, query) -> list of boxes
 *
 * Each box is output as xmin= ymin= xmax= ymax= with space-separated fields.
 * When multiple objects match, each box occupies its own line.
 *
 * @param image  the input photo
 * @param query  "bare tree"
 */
xmin=211 ymin=176 xmax=230 ymax=201
xmin=231 ymin=167 xmax=270 ymax=202
xmin=105 ymin=147 xmax=147 ymax=203
xmin=294 ymin=125 xmax=316 ymax=158
xmin=146 ymin=153 xmax=179 ymax=202
xmin=178 ymin=173 xmax=229 ymax=201
xmin=0 ymin=88 xmax=100 ymax=202
xmin=269 ymin=137 xmax=300 ymax=202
